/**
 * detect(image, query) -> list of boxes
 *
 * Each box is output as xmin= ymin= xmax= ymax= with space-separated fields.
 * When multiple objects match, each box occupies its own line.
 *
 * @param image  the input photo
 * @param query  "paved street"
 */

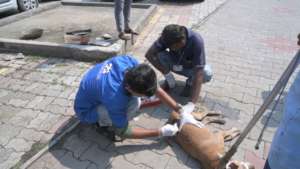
xmin=1 ymin=0 xmax=300 ymax=168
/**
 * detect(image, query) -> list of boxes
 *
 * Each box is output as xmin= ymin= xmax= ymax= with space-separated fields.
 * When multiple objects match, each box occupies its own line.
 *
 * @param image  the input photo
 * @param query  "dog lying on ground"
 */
xmin=169 ymin=111 xmax=253 ymax=169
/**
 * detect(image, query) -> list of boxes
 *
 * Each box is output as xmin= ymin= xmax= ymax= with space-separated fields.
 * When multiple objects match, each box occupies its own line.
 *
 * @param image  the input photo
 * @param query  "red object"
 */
xmin=139 ymin=84 xmax=170 ymax=109
xmin=140 ymin=97 xmax=162 ymax=108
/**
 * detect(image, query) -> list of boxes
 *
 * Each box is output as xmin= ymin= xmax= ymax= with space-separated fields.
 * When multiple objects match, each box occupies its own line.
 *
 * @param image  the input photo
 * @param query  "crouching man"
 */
xmin=145 ymin=24 xmax=212 ymax=103
xmin=74 ymin=55 xmax=194 ymax=140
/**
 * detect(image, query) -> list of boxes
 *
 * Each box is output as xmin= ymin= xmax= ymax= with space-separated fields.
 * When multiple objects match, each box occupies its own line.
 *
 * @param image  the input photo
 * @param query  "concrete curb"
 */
xmin=0 ymin=38 xmax=120 ymax=62
xmin=0 ymin=1 xmax=157 ymax=61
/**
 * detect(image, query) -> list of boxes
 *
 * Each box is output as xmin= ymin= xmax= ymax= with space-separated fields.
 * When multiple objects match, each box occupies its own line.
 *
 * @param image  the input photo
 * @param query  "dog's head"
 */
xmin=226 ymin=160 xmax=255 ymax=169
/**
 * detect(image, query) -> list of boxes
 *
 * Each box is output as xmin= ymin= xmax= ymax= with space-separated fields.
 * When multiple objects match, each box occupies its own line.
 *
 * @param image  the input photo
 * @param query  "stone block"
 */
xmin=6 ymin=138 xmax=34 ymax=152
xmin=80 ymin=144 xmax=115 ymax=169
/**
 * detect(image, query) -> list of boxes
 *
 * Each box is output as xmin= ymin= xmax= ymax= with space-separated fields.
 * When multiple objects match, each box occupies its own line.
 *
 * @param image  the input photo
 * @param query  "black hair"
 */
xmin=161 ymin=24 xmax=186 ymax=47
xmin=124 ymin=64 xmax=157 ymax=97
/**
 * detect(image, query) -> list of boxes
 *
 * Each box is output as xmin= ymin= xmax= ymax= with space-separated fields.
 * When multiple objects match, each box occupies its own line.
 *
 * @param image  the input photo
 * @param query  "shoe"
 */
xmin=118 ymin=32 xmax=131 ymax=40
xmin=180 ymin=83 xmax=192 ymax=97
xmin=124 ymin=28 xmax=139 ymax=35
xmin=94 ymin=124 xmax=119 ymax=142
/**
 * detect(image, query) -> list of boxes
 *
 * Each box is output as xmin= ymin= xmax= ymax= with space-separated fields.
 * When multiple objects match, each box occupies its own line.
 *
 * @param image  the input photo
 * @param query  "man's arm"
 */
xmin=155 ymin=87 xmax=181 ymax=112
xmin=191 ymin=68 xmax=204 ymax=103
xmin=145 ymin=44 xmax=168 ymax=74
xmin=115 ymin=124 xmax=178 ymax=139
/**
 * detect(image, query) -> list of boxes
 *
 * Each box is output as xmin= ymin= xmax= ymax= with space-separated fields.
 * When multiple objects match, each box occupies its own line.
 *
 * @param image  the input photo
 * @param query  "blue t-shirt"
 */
xmin=74 ymin=55 xmax=139 ymax=128
xmin=268 ymin=60 xmax=300 ymax=169
xmin=154 ymin=27 xmax=206 ymax=69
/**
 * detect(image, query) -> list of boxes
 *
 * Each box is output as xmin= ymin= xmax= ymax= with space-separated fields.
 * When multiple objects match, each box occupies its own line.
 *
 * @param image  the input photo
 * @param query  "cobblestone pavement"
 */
xmin=0 ymin=54 xmax=92 ymax=169
xmin=2 ymin=0 xmax=300 ymax=168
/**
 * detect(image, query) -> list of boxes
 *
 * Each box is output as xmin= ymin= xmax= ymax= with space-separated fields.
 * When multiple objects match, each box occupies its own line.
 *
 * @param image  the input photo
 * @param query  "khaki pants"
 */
xmin=97 ymin=97 xmax=141 ymax=126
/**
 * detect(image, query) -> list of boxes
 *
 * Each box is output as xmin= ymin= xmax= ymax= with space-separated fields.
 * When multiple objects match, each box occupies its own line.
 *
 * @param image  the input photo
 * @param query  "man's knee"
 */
xmin=127 ymin=97 xmax=141 ymax=114
xmin=203 ymin=64 xmax=213 ymax=83
xmin=157 ymin=51 xmax=173 ymax=73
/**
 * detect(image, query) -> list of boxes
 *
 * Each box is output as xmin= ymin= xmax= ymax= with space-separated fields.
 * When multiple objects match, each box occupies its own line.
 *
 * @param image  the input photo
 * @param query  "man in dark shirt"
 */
xmin=145 ymin=24 xmax=212 ymax=104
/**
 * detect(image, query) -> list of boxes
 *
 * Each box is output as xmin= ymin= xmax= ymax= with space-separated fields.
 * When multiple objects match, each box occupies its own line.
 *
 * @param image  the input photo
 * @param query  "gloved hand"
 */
xmin=160 ymin=123 xmax=179 ymax=137
xmin=179 ymin=111 xmax=204 ymax=130
xmin=164 ymin=72 xmax=176 ymax=89
xmin=179 ymin=102 xmax=195 ymax=115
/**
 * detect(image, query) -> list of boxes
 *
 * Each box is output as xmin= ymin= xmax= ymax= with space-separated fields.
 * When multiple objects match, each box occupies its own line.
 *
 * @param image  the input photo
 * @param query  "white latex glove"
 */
xmin=179 ymin=102 xmax=195 ymax=115
xmin=164 ymin=72 xmax=176 ymax=89
xmin=179 ymin=111 xmax=204 ymax=130
xmin=160 ymin=123 xmax=179 ymax=137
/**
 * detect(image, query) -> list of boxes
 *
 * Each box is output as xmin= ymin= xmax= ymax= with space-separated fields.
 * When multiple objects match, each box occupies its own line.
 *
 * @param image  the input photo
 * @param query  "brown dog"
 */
xmin=169 ymin=111 xmax=241 ymax=169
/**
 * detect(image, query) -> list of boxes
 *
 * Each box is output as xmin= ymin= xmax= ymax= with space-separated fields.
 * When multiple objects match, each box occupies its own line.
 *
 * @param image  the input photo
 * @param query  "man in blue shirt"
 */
xmin=263 ymin=57 xmax=300 ymax=169
xmin=145 ymin=24 xmax=212 ymax=106
xmin=74 ymin=55 xmax=194 ymax=140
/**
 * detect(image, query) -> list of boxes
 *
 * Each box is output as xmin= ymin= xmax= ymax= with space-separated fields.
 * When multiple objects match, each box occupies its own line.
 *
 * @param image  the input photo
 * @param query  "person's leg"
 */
xmin=114 ymin=0 xmax=130 ymax=40
xmin=126 ymin=96 xmax=142 ymax=120
xmin=173 ymin=65 xmax=212 ymax=97
xmin=123 ymin=0 xmax=132 ymax=31
xmin=158 ymin=51 xmax=177 ymax=89
xmin=114 ymin=0 xmax=124 ymax=33
xmin=97 ymin=105 xmax=112 ymax=127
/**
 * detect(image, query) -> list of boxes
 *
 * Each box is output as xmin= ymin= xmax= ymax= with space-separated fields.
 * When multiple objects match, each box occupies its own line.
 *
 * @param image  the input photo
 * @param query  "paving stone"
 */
xmin=165 ymin=156 xmax=192 ymax=169
xmin=0 ymin=123 xmax=22 ymax=146
xmin=9 ymin=109 xmax=40 ymax=127
xmin=58 ymin=87 xmax=75 ymax=99
xmin=40 ymin=73 xmax=61 ymax=84
xmin=110 ymin=155 xmax=147 ymax=169
xmin=45 ymin=104 xmax=68 ymax=115
xmin=40 ymin=86 xmax=64 ymax=97
xmin=52 ymin=98 xmax=70 ymax=107
xmin=0 ymin=151 xmax=24 ymax=169
xmin=17 ymin=128 xmax=44 ymax=142
xmin=6 ymin=138 xmax=34 ymax=152
xmin=62 ymin=134 xmax=92 ymax=158
xmin=27 ymin=112 xmax=60 ymax=131
xmin=80 ymin=144 xmax=115 ymax=168
xmin=49 ymin=116 xmax=72 ymax=134
xmin=26 ymin=95 xmax=45 ymax=109
xmin=59 ymin=151 xmax=90 ymax=169
xmin=68 ymin=91 xmax=76 ymax=100
xmin=0 ymin=105 xmax=21 ymax=122
xmin=122 ymin=148 xmax=170 ymax=168
xmin=34 ymin=96 xmax=55 ymax=110
xmin=86 ymin=163 xmax=98 ymax=169
xmin=58 ymin=76 xmax=77 ymax=86
xmin=77 ymin=125 xmax=111 ymax=149
xmin=0 ymin=147 xmax=14 ymax=164
xmin=23 ymin=82 xmax=43 ymax=93
xmin=8 ymin=98 xmax=29 ymax=107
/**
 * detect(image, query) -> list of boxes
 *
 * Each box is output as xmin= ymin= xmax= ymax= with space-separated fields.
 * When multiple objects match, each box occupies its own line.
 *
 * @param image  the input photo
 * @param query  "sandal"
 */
xmin=119 ymin=32 xmax=131 ymax=40
xmin=124 ymin=28 xmax=139 ymax=35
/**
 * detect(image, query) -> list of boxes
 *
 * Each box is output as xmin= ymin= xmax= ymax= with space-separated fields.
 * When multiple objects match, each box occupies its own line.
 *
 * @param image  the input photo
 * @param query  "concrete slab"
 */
xmin=0 ymin=1 xmax=157 ymax=61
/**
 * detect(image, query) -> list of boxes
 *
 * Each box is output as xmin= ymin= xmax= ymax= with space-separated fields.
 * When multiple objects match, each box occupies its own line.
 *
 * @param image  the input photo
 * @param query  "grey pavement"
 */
xmin=1 ymin=0 xmax=300 ymax=168
xmin=0 ymin=54 xmax=91 ymax=169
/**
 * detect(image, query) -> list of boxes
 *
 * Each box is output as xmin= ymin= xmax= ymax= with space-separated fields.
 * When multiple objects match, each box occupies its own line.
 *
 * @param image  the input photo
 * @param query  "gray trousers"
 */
xmin=97 ymin=97 xmax=141 ymax=126
xmin=114 ymin=0 xmax=132 ymax=33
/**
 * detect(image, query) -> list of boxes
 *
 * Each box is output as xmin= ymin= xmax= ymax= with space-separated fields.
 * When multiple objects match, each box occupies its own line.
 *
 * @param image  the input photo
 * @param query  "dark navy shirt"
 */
xmin=74 ymin=55 xmax=139 ymax=128
xmin=154 ymin=27 xmax=206 ymax=69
